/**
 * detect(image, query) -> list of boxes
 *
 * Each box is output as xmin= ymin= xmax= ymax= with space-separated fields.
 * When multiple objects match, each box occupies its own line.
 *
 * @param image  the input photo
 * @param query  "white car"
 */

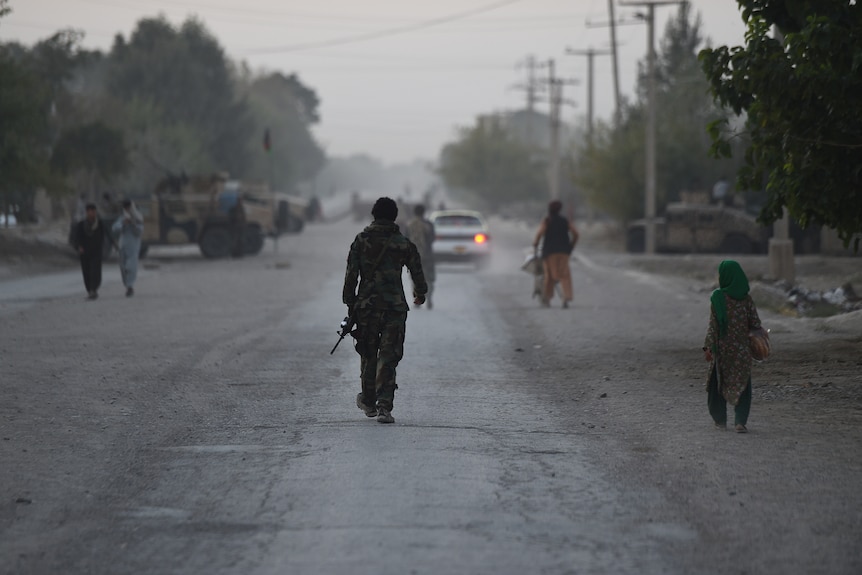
xmin=429 ymin=209 xmax=491 ymax=268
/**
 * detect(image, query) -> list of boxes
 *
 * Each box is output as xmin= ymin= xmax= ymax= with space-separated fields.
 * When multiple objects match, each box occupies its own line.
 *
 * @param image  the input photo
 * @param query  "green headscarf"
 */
xmin=710 ymin=260 xmax=750 ymax=338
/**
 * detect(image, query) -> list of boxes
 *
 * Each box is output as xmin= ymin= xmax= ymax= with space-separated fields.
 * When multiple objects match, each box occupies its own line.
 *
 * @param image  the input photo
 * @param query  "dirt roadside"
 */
xmin=0 ymin=226 xmax=78 ymax=281
xmin=491 ymin=218 xmax=862 ymax=574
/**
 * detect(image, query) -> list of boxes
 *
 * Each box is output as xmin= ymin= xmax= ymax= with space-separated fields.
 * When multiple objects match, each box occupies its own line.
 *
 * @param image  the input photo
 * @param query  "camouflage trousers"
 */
xmin=354 ymin=309 xmax=407 ymax=411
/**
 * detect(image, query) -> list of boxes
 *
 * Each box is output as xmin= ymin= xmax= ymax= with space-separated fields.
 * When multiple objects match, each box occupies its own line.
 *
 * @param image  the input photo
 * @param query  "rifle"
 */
xmin=330 ymin=311 xmax=356 ymax=355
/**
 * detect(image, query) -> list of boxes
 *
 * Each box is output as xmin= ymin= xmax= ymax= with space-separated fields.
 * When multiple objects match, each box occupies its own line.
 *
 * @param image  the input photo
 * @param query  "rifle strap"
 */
xmin=370 ymin=235 xmax=392 ymax=275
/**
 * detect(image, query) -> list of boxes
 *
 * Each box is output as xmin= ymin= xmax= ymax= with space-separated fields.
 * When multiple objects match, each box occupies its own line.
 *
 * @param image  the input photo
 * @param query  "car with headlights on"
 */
xmin=429 ymin=209 xmax=491 ymax=269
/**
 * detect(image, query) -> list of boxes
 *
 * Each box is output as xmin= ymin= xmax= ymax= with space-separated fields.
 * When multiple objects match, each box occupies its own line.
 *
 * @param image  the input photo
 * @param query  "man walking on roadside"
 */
xmin=74 ymin=203 xmax=105 ymax=300
xmin=343 ymin=197 xmax=427 ymax=424
xmin=405 ymin=204 xmax=436 ymax=309
xmin=112 ymin=199 xmax=144 ymax=297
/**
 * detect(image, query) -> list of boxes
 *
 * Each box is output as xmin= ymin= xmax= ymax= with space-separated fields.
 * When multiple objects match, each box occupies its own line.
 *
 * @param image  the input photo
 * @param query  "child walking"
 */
xmin=703 ymin=260 xmax=762 ymax=433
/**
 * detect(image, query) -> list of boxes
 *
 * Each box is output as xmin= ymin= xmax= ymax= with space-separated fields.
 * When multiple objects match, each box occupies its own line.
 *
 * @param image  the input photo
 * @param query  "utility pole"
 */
xmin=526 ymin=55 xmax=538 ymax=114
xmin=548 ymin=59 xmax=561 ymax=200
xmin=586 ymin=6 xmax=645 ymax=126
xmin=513 ymin=55 xmax=547 ymax=146
xmin=608 ymin=0 xmax=622 ymax=125
xmin=545 ymin=59 xmax=578 ymax=200
xmin=622 ymin=0 xmax=683 ymax=254
xmin=565 ymin=47 xmax=612 ymax=143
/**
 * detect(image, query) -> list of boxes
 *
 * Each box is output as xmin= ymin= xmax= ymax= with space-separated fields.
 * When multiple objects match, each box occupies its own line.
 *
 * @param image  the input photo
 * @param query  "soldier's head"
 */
xmin=414 ymin=204 xmax=426 ymax=217
xmin=548 ymin=200 xmax=562 ymax=216
xmin=85 ymin=203 xmax=98 ymax=223
xmin=372 ymin=197 xmax=398 ymax=222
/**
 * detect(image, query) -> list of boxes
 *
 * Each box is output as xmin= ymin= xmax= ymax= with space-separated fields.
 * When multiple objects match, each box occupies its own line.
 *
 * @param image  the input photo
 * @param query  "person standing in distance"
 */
xmin=74 ymin=203 xmax=105 ymax=300
xmin=532 ymin=200 xmax=579 ymax=308
xmin=343 ymin=197 xmax=428 ymax=424
xmin=405 ymin=204 xmax=436 ymax=309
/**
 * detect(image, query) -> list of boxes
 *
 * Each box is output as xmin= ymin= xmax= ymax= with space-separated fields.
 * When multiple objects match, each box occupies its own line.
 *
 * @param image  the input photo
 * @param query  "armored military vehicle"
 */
xmin=272 ymin=192 xmax=308 ymax=234
xmin=135 ymin=173 xmax=301 ymax=258
xmin=626 ymin=202 xmax=769 ymax=254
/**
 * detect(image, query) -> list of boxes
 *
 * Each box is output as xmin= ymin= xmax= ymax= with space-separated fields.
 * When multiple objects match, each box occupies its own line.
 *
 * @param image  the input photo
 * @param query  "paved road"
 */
xmin=1 ymin=218 xmax=860 ymax=575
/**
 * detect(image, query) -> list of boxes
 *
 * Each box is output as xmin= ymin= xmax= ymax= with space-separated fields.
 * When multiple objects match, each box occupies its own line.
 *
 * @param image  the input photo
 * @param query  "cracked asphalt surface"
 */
xmin=1 ymin=216 xmax=861 ymax=575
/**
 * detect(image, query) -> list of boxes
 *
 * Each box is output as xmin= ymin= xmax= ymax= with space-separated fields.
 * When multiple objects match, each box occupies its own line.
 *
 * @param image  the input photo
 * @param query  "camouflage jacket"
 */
xmin=343 ymin=220 xmax=428 ymax=311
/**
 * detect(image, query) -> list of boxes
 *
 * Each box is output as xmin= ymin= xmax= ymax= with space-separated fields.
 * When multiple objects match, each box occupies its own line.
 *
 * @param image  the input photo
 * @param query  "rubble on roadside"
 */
xmin=751 ymin=279 xmax=862 ymax=317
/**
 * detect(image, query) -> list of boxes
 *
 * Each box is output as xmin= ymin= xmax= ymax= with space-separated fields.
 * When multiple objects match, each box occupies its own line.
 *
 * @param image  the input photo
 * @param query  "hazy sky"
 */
xmin=1 ymin=0 xmax=747 ymax=165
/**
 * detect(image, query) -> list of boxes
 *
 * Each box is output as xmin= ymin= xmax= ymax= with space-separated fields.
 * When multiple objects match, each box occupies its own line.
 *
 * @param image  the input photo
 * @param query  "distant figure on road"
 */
xmin=229 ymin=195 xmax=245 ymax=258
xmin=712 ymin=176 xmax=731 ymax=206
xmin=703 ymin=260 xmax=762 ymax=433
xmin=306 ymin=195 xmax=322 ymax=222
xmin=112 ymin=199 xmax=144 ymax=297
xmin=343 ymin=197 xmax=427 ymax=424
xmin=532 ymin=200 xmax=579 ymax=309
xmin=73 ymin=203 xmax=105 ymax=300
xmin=405 ymin=204 xmax=436 ymax=309
xmin=100 ymin=191 xmax=120 ymax=219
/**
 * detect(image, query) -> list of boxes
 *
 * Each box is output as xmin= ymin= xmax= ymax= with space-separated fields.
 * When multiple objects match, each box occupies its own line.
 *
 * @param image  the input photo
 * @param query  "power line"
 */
xmin=81 ymin=0 xmax=587 ymax=25
xmin=242 ymin=0 xmax=528 ymax=55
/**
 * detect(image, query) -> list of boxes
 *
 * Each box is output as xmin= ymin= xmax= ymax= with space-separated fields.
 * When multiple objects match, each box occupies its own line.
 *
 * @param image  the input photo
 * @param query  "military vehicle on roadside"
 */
xmin=272 ymin=192 xmax=308 ymax=234
xmin=626 ymin=201 xmax=769 ymax=254
xmin=134 ymin=173 xmax=304 ymax=258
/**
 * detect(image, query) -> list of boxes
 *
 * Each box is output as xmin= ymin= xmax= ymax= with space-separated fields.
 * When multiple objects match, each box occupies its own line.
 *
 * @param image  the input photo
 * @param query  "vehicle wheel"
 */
xmin=199 ymin=226 xmax=234 ymax=258
xmin=243 ymin=224 xmax=264 ymax=255
xmin=626 ymin=227 xmax=645 ymax=253
xmin=720 ymin=234 xmax=753 ymax=254
xmin=139 ymin=242 xmax=149 ymax=259
xmin=286 ymin=214 xmax=305 ymax=234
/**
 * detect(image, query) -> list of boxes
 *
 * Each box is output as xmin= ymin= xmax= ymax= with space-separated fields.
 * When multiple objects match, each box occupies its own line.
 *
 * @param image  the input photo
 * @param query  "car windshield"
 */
xmin=435 ymin=215 xmax=482 ymax=227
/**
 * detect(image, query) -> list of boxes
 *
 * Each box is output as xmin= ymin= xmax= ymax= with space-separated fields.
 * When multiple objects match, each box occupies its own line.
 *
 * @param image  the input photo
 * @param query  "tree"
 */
xmin=108 ymin=17 xmax=253 ymax=176
xmin=240 ymin=71 xmax=325 ymax=190
xmin=0 ymin=26 xmax=104 ymax=220
xmin=0 ymin=50 xmax=53 ymax=222
xmin=0 ymin=23 xmax=74 ymax=222
xmin=578 ymin=111 xmax=648 ymax=222
xmin=437 ymin=115 xmax=547 ymax=209
xmin=576 ymin=4 xmax=743 ymax=223
xmin=699 ymin=0 xmax=862 ymax=248
xmin=51 ymin=121 xmax=129 ymax=196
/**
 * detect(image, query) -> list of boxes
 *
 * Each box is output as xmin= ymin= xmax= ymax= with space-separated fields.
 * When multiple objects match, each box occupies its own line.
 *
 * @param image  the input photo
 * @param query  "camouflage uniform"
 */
xmin=343 ymin=220 xmax=427 ymax=412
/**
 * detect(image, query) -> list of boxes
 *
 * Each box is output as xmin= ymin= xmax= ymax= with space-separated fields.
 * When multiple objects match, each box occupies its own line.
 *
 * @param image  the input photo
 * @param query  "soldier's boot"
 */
xmin=356 ymin=393 xmax=378 ymax=418
xmin=376 ymin=407 xmax=395 ymax=424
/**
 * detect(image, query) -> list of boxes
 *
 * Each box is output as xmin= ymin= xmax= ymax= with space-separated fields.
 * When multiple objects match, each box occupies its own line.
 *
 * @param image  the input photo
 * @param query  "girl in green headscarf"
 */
xmin=703 ymin=260 xmax=762 ymax=433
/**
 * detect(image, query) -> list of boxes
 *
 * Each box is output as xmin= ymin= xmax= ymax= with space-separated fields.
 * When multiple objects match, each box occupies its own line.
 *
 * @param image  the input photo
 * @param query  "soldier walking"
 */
xmin=343 ymin=197 xmax=427 ymax=424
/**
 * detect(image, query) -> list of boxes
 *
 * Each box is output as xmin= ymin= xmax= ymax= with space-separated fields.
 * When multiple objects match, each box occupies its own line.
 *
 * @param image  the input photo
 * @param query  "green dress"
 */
xmin=704 ymin=293 xmax=762 ymax=405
